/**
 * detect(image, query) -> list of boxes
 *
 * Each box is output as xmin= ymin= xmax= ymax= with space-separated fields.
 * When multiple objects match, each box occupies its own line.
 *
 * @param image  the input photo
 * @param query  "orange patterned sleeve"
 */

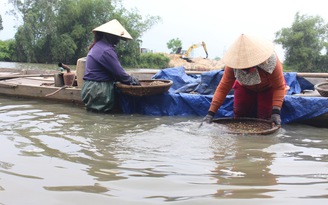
xmin=208 ymin=67 xmax=236 ymax=114
xmin=270 ymin=57 xmax=286 ymax=108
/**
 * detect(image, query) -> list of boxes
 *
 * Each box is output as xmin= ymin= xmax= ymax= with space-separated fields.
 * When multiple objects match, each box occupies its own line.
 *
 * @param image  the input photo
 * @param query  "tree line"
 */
xmin=1 ymin=1 xmax=328 ymax=72
xmin=274 ymin=12 xmax=328 ymax=72
xmin=0 ymin=0 xmax=169 ymax=68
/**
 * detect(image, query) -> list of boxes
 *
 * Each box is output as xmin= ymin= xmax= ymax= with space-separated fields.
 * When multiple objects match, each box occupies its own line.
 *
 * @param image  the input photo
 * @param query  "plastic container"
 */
xmin=76 ymin=57 xmax=86 ymax=88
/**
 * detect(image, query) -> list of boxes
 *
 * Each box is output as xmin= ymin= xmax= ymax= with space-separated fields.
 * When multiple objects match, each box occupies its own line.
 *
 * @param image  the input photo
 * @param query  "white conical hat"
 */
xmin=222 ymin=34 xmax=274 ymax=69
xmin=92 ymin=19 xmax=133 ymax=40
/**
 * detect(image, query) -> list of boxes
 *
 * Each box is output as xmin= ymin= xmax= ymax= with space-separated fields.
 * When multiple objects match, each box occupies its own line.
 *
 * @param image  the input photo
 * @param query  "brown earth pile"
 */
xmin=167 ymin=54 xmax=225 ymax=71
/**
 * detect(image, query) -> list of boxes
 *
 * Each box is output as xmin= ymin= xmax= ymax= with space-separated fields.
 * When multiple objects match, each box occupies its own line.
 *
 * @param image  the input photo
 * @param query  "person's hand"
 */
xmin=130 ymin=76 xmax=140 ymax=86
xmin=271 ymin=106 xmax=281 ymax=126
xmin=202 ymin=114 xmax=213 ymax=124
xmin=271 ymin=113 xmax=281 ymax=126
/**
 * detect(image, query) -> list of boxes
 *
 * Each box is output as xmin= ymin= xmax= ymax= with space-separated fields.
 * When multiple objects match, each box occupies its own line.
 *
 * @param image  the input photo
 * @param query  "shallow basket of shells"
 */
xmin=212 ymin=117 xmax=280 ymax=135
xmin=116 ymin=79 xmax=173 ymax=96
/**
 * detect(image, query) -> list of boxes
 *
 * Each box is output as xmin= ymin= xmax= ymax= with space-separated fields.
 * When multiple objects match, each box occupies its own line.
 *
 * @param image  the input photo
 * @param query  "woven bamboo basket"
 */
xmin=212 ymin=117 xmax=280 ymax=135
xmin=116 ymin=79 xmax=173 ymax=96
xmin=314 ymin=82 xmax=328 ymax=97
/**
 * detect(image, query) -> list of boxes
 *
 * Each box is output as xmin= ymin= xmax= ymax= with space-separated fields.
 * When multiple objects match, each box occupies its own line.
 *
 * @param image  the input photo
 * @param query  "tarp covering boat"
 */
xmin=119 ymin=67 xmax=328 ymax=124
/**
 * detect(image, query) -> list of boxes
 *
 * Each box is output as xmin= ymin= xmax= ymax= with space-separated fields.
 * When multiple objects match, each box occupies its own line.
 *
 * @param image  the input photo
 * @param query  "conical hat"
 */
xmin=92 ymin=19 xmax=133 ymax=40
xmin=222 ymin=34 xmax=274 ymax=69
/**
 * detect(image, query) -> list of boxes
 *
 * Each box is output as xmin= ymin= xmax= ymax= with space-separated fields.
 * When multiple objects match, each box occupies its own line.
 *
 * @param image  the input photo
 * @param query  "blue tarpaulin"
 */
xmin=119 ymin=67 xmax=328 ymax=124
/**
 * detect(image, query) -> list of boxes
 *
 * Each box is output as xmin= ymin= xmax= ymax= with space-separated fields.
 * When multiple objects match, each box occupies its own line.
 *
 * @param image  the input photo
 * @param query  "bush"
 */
xmin=0 ymin=39 xmax=15 ymax=61
xmin=138 ymin=53 xmax=170 ymax=69
xmin=282 ymin=64 xmax=294 ymax=72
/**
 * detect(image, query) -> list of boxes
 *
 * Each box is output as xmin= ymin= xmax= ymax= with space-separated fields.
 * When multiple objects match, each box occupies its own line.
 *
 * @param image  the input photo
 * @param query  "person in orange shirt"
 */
xmin=203 ymin=34 xmax=286 ymax=125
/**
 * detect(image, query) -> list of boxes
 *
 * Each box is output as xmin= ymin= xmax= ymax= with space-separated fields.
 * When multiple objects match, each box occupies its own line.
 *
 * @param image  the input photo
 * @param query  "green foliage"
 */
xmin=275 ymin=12 xmax=328 ymax=72
xmin=112 ymin=5 xmax=161 ymax=67
xmin=8 ymin=0 xmax=161 ymax=66
xmin=281 ymin=64 xmax=293 ymax=72
xmin=0 ymin=15 xmax=3 ymax=31
xmin=138 ymin=53 xmax=170 ymax=69
xmin=51 ymin=34 xmax=77 ymax=63
xmin=55 ymin=0 xmax=114 ymax=62
xmin=167 ymin=38 xmax=182 ymax=54
xmin=0 ymin=39 xmax=15 ymax=61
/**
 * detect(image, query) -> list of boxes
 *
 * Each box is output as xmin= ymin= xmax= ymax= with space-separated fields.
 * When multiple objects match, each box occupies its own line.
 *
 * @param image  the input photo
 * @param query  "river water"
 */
xmin=0 ymin=96 xmax=328 ymax=205
xmin=1 ymin=61 xmax=328 ymax=204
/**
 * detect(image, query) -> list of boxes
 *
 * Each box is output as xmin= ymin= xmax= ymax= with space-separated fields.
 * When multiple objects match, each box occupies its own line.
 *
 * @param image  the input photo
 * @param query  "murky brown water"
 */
xmin=0 ymin=96 xmax=328 ymax=205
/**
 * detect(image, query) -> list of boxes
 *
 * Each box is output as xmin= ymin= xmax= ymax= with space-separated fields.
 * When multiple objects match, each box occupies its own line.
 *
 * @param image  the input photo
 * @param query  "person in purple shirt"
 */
xmin=81 ymin=19 xmax=140 ymax=113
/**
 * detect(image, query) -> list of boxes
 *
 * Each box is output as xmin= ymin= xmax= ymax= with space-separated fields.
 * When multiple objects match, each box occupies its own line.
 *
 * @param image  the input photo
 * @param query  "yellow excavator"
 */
xmin=177 ymin=41 xmax=208 ymax=62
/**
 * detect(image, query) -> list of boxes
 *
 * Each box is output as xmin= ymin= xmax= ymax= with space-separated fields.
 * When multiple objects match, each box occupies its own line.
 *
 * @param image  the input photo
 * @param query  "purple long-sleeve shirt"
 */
xmin=83 ymin=39 xmax=132 ymax=84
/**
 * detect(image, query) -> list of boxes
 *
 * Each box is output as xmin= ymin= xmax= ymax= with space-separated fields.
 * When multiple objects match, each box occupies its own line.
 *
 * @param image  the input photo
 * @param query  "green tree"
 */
xmin=110 ymin=5 xmax=161 ymax=67
xmin=138 ymin=53 xmax=170 ymax=69
xmin=275 ymin=12 xmax=328 ymax=72
xmin=0 ymin=15 xmax=3 ymax=31
xmin=9 ymin=0 xmax=161 ymax=66
xmin=54 ymin=0 xmax=114 ymax=63
xmin=167 ymin=38 xmax=182 ymax=54
xmin=51 ymin=34 xmax=77 ymax=63
xmin=0 ymin=39 xmax=15 ymax=61
xmin=9 ymin=0 xmax=60 ymax=62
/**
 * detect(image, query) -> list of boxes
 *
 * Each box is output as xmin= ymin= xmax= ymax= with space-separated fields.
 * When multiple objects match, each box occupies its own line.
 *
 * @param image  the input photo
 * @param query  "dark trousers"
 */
xmin=233 ymin=81 xmax=273 ymax=120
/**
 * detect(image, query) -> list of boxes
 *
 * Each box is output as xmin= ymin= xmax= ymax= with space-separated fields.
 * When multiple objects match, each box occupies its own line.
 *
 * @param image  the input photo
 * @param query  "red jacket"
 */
xmin=209 ymin=55 xmax=286 ymax=114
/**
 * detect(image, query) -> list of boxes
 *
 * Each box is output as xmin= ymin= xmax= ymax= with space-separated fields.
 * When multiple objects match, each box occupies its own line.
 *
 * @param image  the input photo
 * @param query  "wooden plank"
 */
xmin=0 ymin=83 xmax=18 ymax=88
xmin=296 ymin=73 xmax=328 ymax=78
xmin=0 ymin=83 xmax=83 ymax=105
xmin=0 ymin=74 xmax=54 ymax=80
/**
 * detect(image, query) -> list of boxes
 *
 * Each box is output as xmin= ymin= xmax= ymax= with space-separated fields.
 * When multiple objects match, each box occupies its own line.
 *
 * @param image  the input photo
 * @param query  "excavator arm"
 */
xmin=201 ymin=41 xmax=208 ymax=59
xmin=182 ymin=41 xmax=208 ymax=62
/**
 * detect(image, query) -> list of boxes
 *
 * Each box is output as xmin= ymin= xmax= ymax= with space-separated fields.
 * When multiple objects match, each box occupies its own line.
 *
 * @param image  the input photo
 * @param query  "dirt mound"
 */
xmin=167 ymin=54 xmax=225 ymax=71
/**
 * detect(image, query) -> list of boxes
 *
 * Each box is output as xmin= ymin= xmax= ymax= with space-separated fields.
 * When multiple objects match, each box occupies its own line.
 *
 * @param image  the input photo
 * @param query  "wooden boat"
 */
xmin=0 ymin=68 xmax=83 ymax=105
xmin=0 ymin=67 xmax=327 ymax=128
xmin=0 ymin=67 xmax=161 ymax=105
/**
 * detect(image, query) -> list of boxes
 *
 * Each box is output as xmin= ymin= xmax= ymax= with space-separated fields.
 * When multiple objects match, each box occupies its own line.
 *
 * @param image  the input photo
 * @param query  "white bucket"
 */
xmin=76 ymin=57 xmax=86 ymax=88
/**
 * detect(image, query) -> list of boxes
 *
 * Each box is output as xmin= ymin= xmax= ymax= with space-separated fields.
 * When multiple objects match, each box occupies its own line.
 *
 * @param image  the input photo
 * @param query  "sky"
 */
xmin=1 ymin=0 xmax=328 ymax=61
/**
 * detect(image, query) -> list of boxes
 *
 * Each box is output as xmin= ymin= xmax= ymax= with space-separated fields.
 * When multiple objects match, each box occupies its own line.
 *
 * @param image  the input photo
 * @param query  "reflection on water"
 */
xmin=0 ymin=96 xmax=328 ymax=205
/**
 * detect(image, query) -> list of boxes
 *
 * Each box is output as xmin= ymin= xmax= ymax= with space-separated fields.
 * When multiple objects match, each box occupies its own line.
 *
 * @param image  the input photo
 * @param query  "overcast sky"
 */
xmin=1 ymin=0 xmax=328 ymax=61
